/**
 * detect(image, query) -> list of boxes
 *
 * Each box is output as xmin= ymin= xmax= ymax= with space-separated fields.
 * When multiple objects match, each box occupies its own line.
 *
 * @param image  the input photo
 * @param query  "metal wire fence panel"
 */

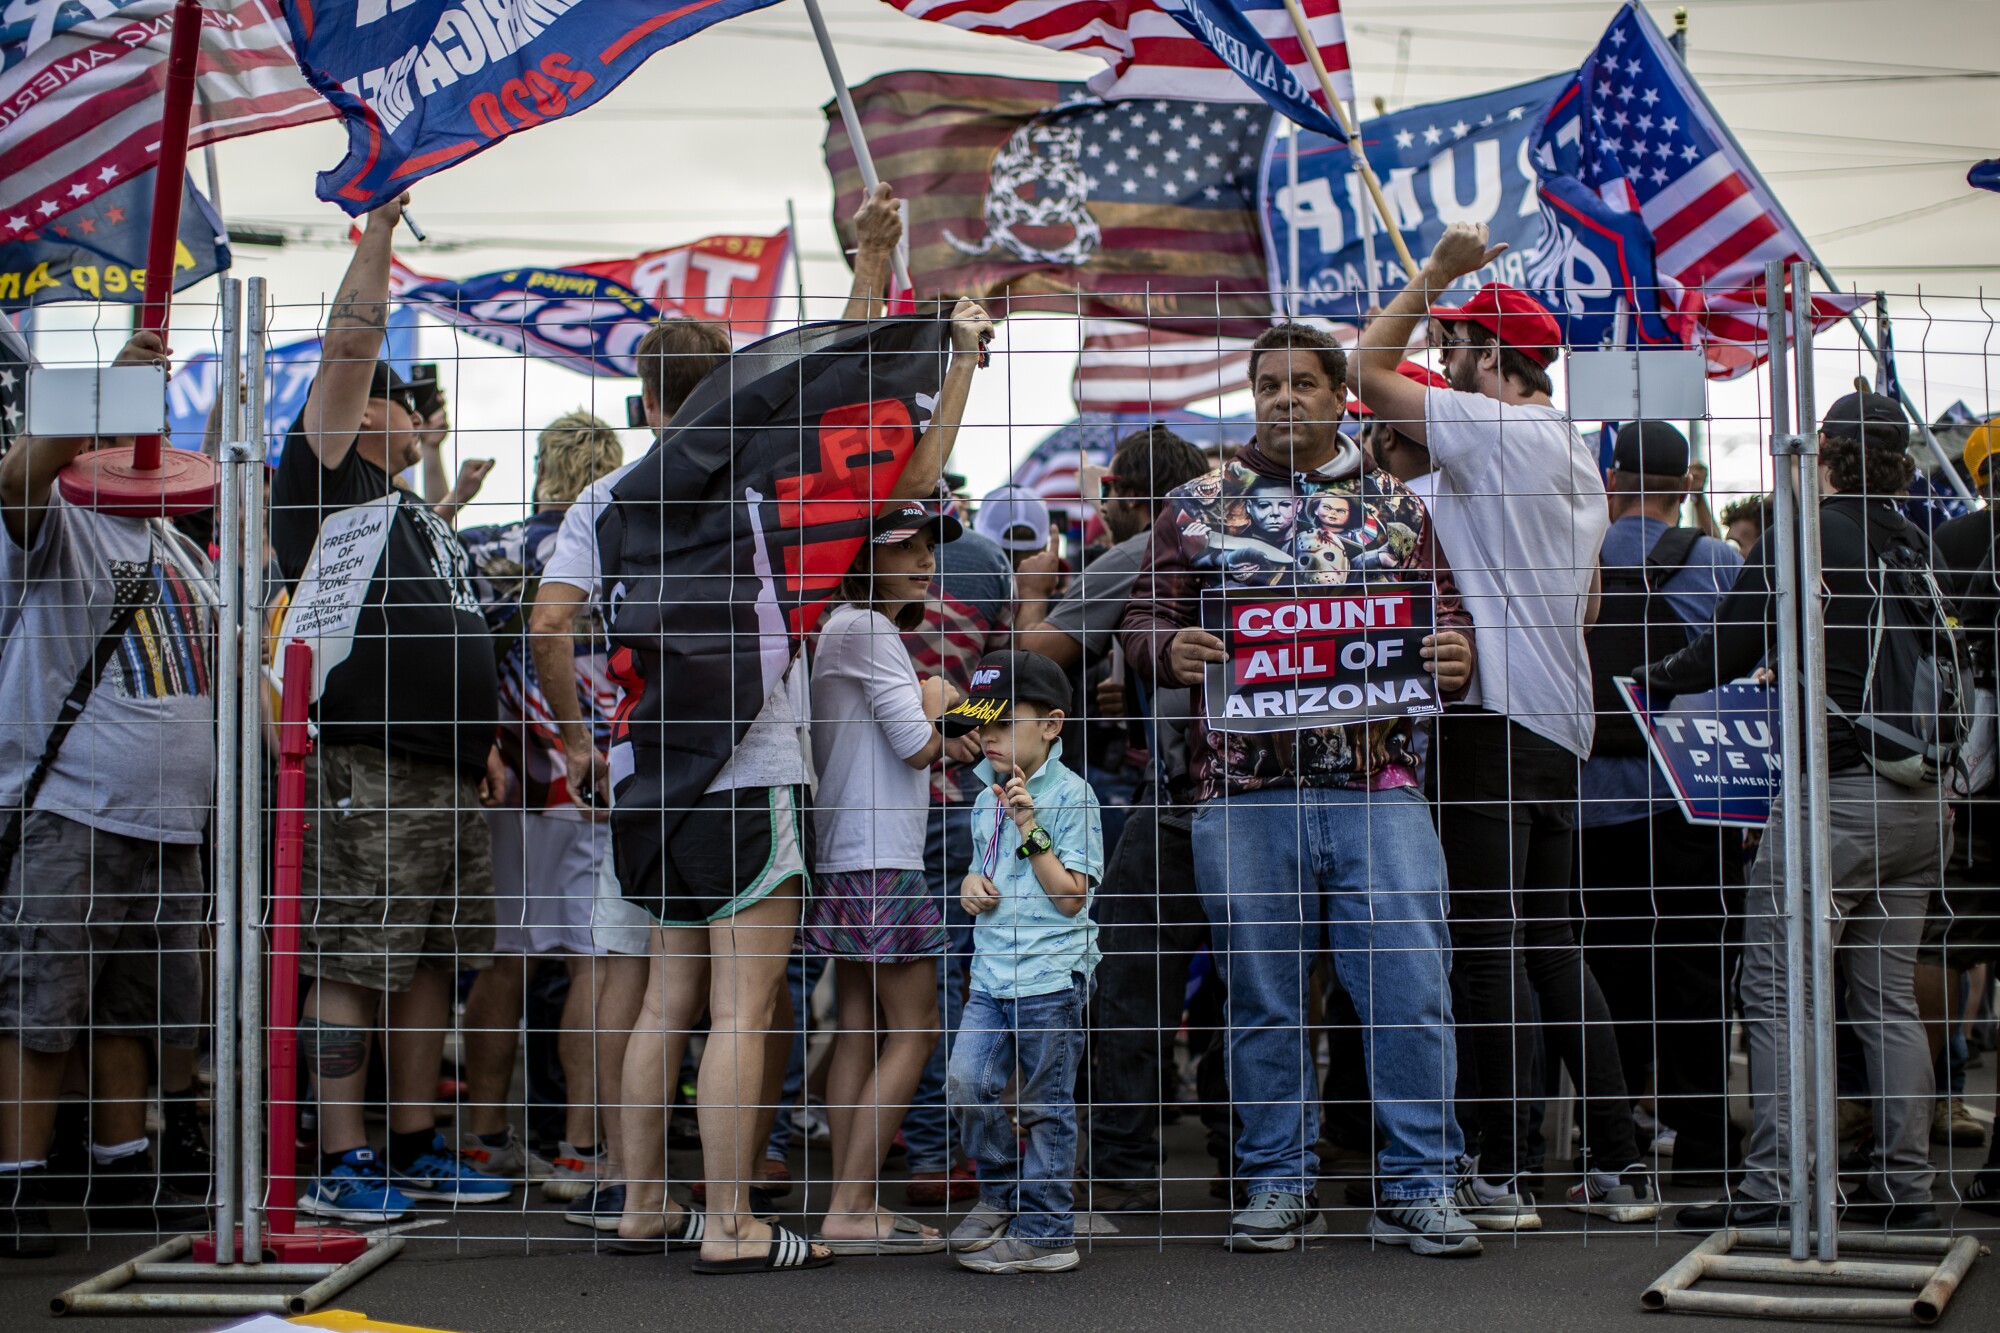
xmin=2 ymin=277 xmax=1994 ymax=1295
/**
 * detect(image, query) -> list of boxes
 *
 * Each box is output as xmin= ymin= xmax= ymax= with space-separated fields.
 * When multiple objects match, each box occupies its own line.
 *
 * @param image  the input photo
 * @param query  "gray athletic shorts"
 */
xmin=0 ymin=811 xmax=204 ymax=1055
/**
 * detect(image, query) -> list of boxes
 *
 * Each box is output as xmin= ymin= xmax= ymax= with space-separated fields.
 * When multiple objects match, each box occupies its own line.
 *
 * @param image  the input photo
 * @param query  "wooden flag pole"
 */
xmin=1278 ymin=0 xmax=1417 ymax=278
xmin=802 ymin=0 xmax=914 ymax=296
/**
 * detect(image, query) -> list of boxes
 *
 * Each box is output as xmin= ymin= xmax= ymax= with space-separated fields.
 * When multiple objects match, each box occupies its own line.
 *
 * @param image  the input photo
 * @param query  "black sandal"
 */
xmin=691 ymin=1223 xmax=833 ymax=1275
xmin=603 ymin=1206 xmax=705 ymax=1254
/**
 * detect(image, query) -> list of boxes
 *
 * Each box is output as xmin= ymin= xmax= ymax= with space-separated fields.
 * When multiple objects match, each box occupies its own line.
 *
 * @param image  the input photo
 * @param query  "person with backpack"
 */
xmin=1638 ymin=392 xmax=1954 ymax=1231
xmin=1576 ymin=422 xmax=1744 ymax=1182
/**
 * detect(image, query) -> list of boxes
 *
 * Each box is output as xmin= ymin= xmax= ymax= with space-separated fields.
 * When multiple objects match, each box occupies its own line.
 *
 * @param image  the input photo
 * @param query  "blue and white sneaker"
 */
xmin=391 ymin=1134 xmax=514 ymax=1204
xmin=564 ymin=1183 xmax=625 ymax=1232
xmin=299 ymin=1148 xmax=411 ymax=1224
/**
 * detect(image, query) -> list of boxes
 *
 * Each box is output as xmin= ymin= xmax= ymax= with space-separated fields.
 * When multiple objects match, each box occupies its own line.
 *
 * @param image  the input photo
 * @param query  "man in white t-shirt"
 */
xmin=1355 ymin=221 xmax=1653 ymax=1231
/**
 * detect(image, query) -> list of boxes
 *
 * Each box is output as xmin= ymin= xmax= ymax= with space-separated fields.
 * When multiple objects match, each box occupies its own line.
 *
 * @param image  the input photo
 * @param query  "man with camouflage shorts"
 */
xmin=270 ymin=192 xmax=510 ymax=1224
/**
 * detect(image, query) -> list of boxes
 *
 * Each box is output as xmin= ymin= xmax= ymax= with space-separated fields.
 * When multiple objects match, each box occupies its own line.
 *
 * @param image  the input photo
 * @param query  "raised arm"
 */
xmin=842 ymin=183 xmax=904 ymax=322
xmin=1 ymin=331 xmax=168 ymax=548
xmin=891 ymin=299 xmax=992 ymax=503
xmin=1354 ymin=221 xmax=1507 ymax=444
xmin=297 ymin=193 xmax=408 ymax=470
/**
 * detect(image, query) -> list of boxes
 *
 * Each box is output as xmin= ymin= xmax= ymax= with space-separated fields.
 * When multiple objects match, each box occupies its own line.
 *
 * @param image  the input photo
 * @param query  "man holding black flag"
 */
xmin=595 ymin=291 xmax=992 ymax=1273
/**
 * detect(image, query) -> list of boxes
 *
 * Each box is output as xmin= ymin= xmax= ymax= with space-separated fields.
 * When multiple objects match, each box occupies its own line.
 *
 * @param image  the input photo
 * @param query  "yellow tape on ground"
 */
xmin=290 ymin=1311 xmax=465 ymax=1333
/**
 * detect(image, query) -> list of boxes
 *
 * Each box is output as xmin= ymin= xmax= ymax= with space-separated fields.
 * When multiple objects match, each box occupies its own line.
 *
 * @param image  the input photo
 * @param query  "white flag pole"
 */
xmin=1350 ymin=99 xmax=1379 ymax=310
xmin=802 ymin=0 xmax=913 ymax=296
xmin=1278 ymin=0 xmax=1416 ymax=277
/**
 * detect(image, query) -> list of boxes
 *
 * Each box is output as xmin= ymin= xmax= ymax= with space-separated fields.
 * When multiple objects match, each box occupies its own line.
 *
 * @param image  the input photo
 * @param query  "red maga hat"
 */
xmin=1348 ymin=360 xmax=1450 ymax=417
xmin=1426 ymin=282 xmax=1562 ymax=367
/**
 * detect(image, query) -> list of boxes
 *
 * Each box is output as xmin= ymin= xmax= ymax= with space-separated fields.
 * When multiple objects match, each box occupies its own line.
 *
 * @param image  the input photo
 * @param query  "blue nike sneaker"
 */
xmin=564 ymin=1183 xmax=625 ymax=1231
xmin=299 ymin=1148 xmax=411 ymax=1224
xmin=391 ymin=1134 xmax=514 ymax=1204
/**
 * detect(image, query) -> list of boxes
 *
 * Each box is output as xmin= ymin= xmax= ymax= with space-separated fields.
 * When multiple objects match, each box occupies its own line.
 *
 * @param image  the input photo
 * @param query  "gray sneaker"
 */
xmin=955 ymin=1234 xmax=1080 ymax=1274
xmin=1370 ymin=1194 xmax=1484 ymax=1257
xmin=948 ymin=1202 xmax=1013 ymax=1253
xmin=1564 ymin=1164 xmax=1660 ymax=1223
xmin=1451 ymin=1174 xmax=1542 ymax=1231
xmin=1227 ymin=1190 xmax=1328 ymax=1252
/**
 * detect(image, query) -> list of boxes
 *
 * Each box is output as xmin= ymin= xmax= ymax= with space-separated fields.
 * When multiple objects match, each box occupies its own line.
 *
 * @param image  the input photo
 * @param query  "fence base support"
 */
xmin=51 ymin=1231 xmax=403 ymax=1318
xmin=1643 ymin=1228 xmax=1984 ymax=1325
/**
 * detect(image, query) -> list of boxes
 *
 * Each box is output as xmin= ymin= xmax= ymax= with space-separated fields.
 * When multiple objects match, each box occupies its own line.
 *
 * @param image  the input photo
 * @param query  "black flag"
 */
xmin=599 ymin=315 xmax=955 ymax=875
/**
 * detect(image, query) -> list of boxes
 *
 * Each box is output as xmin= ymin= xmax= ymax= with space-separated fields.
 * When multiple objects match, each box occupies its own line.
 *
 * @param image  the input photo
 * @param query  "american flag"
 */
xmin=881 ymin=0 xmax=1350 ymax=109
xmin=1 ymin=1 xmax=331 ymax=243
xmin=1010 ymin=408 xmax=1250 ymax=501
xmin=1536 ymin=3 xmax=1855 ymax=376
xmin=825 ymin=71 xmax=1273 ymax=335
xmin=1073 ymin=319 xmax=1251 ymax=412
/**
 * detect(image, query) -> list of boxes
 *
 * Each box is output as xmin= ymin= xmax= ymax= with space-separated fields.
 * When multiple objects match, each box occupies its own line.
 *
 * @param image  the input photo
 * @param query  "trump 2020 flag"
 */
xmin=281 ymin=0 xmax=781 ymax=215
xmin=1156 ymin=0 xmax=1346 ymax=140
xmin=597 ymin=316 xmax=953 ymax=851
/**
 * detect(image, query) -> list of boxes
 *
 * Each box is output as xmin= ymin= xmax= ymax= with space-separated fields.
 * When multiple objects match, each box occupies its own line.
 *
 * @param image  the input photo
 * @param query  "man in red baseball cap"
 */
xmin=1350 ymin=361 xmax=1449 ymax=493
xmin=1351 ymin=222 xmax=1654 ymax=1232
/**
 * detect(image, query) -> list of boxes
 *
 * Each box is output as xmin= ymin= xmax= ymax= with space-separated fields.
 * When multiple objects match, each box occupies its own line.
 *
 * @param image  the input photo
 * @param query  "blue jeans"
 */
xmin=1192 ymin=784 xmax=1462 ymax=1201
xmin=903 ymin=780 xmax=980 ymax=1175
xmin=947 ymin=976 xmax=1090 ymax=1246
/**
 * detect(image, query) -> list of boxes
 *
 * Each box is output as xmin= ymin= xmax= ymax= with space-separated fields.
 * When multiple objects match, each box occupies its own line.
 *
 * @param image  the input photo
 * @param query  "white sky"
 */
xmin=25 ymin=0 xmax=2000 ymax=523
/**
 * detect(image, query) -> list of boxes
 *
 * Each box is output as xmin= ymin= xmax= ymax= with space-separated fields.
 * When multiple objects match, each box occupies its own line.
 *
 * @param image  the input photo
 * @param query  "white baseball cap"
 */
xmin=973 ymin=484 xmax=1052 ymax=552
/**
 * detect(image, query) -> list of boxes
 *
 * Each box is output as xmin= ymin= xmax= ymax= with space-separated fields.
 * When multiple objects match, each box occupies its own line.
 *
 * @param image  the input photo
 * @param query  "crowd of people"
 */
xmin=2 ymin=199 xmax=1995 ymax=1279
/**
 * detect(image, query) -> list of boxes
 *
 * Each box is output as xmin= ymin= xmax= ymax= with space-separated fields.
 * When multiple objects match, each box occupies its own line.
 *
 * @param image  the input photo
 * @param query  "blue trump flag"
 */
xmin=282 ymin=0 xmax=782 ymax=215
xmin=0 ymin=169 xmax=228 ymax=314
xmin=1157 ymin=0 xmax=1346 ymax=140
xmin=168 ymin=308 xmax=417 ymax=463
xmin=1260 ymin=75 xmax=1570 ymax=324
xmin=389 ymin=262 xmax=664 ymax=377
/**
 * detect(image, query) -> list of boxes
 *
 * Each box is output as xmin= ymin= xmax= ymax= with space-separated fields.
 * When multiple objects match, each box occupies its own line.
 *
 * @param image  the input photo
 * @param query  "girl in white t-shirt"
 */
xmin=803 ymin=503 xmax=960 ymax=1254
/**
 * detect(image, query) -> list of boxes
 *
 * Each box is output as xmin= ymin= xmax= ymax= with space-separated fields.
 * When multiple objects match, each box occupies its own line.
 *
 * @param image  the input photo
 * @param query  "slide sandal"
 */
xmin=815 ymin=1213 xmax=946 ymax=1256
xmin=691 ymin=1224 xmax=834 ymax=1276
xmin=603 ymin=1206 xmax=706 ymax=1254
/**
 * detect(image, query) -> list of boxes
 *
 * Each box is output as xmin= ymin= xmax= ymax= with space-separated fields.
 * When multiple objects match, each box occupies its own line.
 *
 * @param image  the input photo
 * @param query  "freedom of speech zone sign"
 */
xmin=1201 ymin=583 xmax=1442 ymax=733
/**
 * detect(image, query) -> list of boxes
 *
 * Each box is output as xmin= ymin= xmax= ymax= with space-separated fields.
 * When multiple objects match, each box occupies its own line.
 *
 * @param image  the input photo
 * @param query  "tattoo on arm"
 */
xmin=299 ymin=1019 xmax=368 ymax=1080
xmin=326 ymin=286 xmax=387 ymax=333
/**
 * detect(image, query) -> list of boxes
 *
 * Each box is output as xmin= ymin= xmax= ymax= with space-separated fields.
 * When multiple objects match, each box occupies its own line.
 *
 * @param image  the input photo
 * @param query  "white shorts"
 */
xmin=486 ymin=810 xmax=651 ymax=956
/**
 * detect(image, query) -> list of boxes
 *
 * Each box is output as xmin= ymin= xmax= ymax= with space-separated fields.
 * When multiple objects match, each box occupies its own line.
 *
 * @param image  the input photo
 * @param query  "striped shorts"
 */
xmin=803 ymin=868 xmax=945 ymax=963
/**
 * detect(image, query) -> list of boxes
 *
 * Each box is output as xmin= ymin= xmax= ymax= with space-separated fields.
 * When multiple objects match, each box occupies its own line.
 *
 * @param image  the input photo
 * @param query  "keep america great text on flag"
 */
xmin=279 ymin=0 xmax=781 ymax=214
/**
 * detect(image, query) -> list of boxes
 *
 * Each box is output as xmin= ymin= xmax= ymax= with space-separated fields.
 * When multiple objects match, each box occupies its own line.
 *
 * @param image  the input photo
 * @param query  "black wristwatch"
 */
xmin=1016 ymin=825 xmax=1054 ymax=860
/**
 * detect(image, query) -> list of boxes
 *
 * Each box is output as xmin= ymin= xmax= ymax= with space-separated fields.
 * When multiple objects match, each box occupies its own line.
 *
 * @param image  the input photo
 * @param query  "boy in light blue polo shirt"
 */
xmin=941 ymin=651 xmax=1102 ymax=1274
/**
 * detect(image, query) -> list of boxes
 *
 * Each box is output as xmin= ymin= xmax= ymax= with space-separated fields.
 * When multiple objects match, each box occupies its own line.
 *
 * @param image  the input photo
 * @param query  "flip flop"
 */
xmin=603 ymin=1208 xmax=706 ymax=1255
xmin=814 ymin=1213 xmax=947 ymax=1256
xmin=691 ymin=1223 xmax=833 ymax=1276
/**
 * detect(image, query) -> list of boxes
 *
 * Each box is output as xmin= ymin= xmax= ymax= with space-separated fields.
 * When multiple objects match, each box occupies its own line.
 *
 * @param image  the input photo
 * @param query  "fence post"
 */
xmin=238 ymin=277 xmax=269 ymax=1260
xmin=1762 ymin=259 xmax=1813 ymax=1260
xmin=1789 ymin=259 xmax=1841 ymax=1260
xmin=210 ymin=276 xmax=244 ymax=1263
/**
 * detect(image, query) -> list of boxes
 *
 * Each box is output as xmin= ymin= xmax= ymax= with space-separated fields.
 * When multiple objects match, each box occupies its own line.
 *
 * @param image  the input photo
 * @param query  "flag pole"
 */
xmin=1636 ymin=0 xmax=1977 ymax=503
xmin=1278 ymin=0 xmax=1417 ymax=277
xmin=802 ymin=0 xmax=914 ymax=296
xmin=784 ymin=198 xmax=810 ymax=325
xmin=1350 ymin=98 xmax=1380 ymax=308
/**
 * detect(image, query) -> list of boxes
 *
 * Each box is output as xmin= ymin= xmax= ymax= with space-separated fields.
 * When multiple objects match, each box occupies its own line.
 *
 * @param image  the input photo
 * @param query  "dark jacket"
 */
xmin=1639 ymin=494 xmax=1929 ymax=774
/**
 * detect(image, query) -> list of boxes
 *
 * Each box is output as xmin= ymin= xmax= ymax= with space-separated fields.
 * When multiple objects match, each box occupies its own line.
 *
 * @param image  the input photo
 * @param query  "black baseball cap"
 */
xmin=368 ymin=361 xmax=417 ymax=416
xmin=1819 ymin=391 xmax=1909 ymax=450
xmin=869 ymin=502 xmax=962 ymax=546
xmin=1612 ymin=420 xmax=1690 ymax=477
xmin=942 ymin=649 xmax=1072 ymax=737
